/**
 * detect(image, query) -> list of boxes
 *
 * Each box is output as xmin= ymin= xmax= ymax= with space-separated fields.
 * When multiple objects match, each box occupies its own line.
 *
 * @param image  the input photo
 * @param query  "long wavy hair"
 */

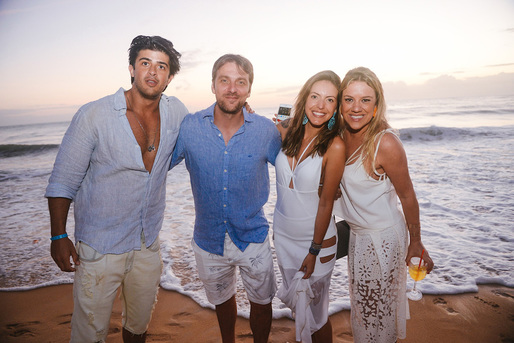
xmin=282 ymin=70 xmax=342 ymax=158
xmin=340 ymin=67 xmax=393 ymax=166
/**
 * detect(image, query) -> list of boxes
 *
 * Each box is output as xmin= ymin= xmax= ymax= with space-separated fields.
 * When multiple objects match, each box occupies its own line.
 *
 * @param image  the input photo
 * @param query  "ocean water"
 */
xmin=0 ymin=95 xmax=513 ymax=319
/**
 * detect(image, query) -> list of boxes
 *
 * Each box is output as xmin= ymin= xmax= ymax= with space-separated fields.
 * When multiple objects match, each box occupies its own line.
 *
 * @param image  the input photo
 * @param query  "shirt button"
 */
xmin=224 ymin=220 xmax=227 ymax=224
xmin=224 ymin=151 xmax=228 ymax=154
xmin=224 ymin=187 xmax=227 ymax=190
xmin=224 ymin=169 xmax=227 ymax=172
xmin=223 ymin=204 xmax=227 ymax=207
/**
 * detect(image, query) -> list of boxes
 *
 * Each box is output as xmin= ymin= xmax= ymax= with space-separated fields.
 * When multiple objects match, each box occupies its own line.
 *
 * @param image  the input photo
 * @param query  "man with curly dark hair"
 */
xmin=45 ymin=35 xmax=188 ymax=343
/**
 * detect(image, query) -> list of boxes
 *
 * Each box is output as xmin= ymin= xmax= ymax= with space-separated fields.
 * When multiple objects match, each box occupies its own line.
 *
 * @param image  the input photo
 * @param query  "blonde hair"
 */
xmin=282 ymin=70 xmax=342 ymax=158
xmin=340 ymin=67 xmax=392 ymax=166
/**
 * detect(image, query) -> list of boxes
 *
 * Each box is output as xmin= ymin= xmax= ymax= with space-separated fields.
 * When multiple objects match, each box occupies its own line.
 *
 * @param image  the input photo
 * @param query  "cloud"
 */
xmin=485 ymin=63 xmax=514 ymax=68
xmin=258 ymin=85 xmax=299 ymax=97
xmin=384 ymin=72 xmax=514 ymax=101
xmin=179 ymin=49 xmax=207 ymax=70
xmin=0 ymin=104 xmax=78 ymax=126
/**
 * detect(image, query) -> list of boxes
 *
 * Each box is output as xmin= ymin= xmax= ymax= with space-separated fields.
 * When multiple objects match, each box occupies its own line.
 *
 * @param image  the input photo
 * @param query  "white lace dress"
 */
xmin=333 ymin=130 xmax=409 ymax=343
xmin=273 ymin=143 xmax=337 ymax=343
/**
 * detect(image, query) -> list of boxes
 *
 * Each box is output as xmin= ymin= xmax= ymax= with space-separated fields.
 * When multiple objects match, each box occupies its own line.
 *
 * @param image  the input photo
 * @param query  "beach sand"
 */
xmin=1 ymin=284 xmax=512 ymax=342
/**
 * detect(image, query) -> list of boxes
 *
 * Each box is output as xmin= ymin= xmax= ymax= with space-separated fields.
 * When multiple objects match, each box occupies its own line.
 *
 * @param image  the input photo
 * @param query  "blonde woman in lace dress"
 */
xmin=274 ymin=70 xmax=345 ymax=343
xmin=333 ymin=67 xmax=434 ymax=343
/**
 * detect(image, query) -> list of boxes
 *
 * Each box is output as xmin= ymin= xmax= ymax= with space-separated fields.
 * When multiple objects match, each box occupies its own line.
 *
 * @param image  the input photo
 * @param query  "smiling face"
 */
xmin=304 ymin=80 xmax=338 ymax=128
xmin=211 ymin=61 xmax=251 ymax=115
xmin=341 ymin=80 xmax=377 ymax=133
xmin=129 ymin=49 xmax=174 ymax=100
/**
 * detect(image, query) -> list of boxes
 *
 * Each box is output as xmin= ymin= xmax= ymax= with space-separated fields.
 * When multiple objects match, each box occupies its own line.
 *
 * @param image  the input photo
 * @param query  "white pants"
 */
xmin=70 ymin=237 xmax=162 ymax=343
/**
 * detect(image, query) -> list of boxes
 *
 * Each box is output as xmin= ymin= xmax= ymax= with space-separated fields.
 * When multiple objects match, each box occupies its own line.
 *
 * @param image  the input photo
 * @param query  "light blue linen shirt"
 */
xmin=45 ymin=88 xmax=188 ymax=254
xmin=171 ymin=103 xmax=282 ymax=255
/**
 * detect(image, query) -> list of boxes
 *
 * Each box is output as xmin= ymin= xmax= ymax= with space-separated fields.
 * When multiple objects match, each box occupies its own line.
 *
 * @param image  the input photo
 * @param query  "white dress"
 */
xmin=273 ymin=141 xmax=337 ymax=343
xmin=333 ymin=130 xmax=409 ymax=343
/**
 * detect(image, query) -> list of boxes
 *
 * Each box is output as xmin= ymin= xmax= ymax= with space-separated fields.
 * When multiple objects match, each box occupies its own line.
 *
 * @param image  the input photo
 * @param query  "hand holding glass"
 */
xmin=407 ymin=257 xmax=427 ymax=301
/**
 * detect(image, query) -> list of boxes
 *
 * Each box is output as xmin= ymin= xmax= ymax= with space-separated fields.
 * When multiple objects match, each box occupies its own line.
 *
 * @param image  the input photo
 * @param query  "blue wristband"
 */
xmin=50 ymin=233 xmax=68 ymax=241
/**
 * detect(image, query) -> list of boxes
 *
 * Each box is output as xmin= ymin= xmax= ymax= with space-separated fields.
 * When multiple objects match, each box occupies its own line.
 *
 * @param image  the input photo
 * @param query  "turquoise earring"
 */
xmin=302 ymin=114 xmax=308 ymax=125
xmin=327 ymin=111 xmax=336 ymax=130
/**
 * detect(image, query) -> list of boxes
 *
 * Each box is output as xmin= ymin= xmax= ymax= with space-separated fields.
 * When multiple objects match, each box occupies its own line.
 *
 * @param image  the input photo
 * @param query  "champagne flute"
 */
xmin=407 ymin=256 xmax=427 ymax=301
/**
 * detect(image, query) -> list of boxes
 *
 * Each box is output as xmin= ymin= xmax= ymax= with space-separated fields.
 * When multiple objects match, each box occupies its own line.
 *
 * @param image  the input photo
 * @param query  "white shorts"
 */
xmin=70 ymin=236 xmax=162 ymax=342
xmin=192 ymin=233 xmax=276 ymax=306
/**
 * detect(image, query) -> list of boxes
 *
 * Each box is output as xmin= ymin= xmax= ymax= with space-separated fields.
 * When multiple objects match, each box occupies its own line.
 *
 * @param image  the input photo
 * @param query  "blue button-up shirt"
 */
xmin=171 ymin=104 xmax=282 ymax=255
xmin=45 ymin=88 xmax=188 ymax=254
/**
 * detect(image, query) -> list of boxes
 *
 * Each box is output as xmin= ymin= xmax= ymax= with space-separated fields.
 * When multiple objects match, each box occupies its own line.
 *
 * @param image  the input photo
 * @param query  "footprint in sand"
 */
xmin=57 ymin=313 xmax=72 ymax=326
xmin=6 ymin=321 xmax=40 ymax=338
xmin=474 ymin=295 xmax=502 ymax=315
xmin=271 ymin=326 xmax=292 ymax=334
xmin=147 ymin=332 xmax=173 ymax=341
xmin=492 ymin=289 xmax=514 ymax=300
xmin=236 ymin=332 xmax=253 ymax=339
xmin=474 ymin=296 xmax=499 ymax=308
xmin=167 ymin=311 xmax=193 ymax=328
xmin=433 ymin=297 xmax=458 ymax=314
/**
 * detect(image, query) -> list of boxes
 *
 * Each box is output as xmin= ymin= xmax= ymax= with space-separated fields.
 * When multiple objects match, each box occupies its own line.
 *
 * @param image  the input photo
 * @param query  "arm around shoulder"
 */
xmin=275 ymin=118 xmax=291 ymax=141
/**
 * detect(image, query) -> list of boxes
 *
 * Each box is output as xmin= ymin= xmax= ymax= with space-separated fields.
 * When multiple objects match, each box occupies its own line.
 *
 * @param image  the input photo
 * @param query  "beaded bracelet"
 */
xmin=50 ymin=233 xmax=68 ymax=241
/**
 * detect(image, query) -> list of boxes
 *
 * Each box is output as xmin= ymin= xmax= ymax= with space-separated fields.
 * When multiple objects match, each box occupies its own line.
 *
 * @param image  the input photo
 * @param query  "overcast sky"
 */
xmin=1 ymin=0 xmax=513 ymax=126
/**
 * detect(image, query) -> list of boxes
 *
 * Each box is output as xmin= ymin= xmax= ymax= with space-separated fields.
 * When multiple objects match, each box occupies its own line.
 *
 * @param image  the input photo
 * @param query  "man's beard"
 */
xmin=217 ymin=95 xmax=246 ymax=115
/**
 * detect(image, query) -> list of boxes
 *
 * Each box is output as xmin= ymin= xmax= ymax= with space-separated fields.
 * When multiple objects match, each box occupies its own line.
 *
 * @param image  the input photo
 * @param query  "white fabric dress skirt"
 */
xmin=273 ymin=149 xmax=337 ymax=343
xmin=333 ymin=129 xmax=409 ymax=343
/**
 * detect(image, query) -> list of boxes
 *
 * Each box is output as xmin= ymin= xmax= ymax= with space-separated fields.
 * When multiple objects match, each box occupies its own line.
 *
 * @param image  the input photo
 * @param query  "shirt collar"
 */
xmin=203 ymin=102 xmax=255 ymax=123
xmin=114 ymin=88 xmax=128 ymax=115
xmin=114 ymin=87 xmax=166 ymax=118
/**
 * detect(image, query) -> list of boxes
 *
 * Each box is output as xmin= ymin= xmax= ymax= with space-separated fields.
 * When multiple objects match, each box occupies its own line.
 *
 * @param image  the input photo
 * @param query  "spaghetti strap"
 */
xmin=346 ymin=145 xmax=363 ymax=166
xmin=372 ymin=129 xmax=399 ymax=178
xmin=291 ymin=136 xmax=317 ymax=172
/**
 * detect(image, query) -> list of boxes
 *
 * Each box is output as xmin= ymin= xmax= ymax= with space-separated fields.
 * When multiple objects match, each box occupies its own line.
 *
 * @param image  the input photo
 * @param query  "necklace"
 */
xmin=126 ymin=94 xmax=158 ymax=152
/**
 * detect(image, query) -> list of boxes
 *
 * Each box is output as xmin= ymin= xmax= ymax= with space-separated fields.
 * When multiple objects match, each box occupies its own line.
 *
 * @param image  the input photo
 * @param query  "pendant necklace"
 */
xmin=126 ymin=95 xmax=158 ymax=152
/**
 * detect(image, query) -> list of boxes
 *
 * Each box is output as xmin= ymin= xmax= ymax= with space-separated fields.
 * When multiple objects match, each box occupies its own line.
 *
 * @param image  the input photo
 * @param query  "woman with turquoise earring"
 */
xmin=274 ymin=70 xmax=346 ymax=343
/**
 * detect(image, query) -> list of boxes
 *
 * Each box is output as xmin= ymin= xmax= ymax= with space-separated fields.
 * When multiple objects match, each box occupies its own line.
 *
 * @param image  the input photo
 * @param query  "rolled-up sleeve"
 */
xmin=267 ymin=125 xmax=282 ymax=166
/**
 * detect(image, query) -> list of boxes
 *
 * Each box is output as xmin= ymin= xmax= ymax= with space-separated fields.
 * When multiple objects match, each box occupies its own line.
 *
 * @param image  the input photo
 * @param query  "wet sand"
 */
xmin=1 ymin=284 xmax=512 ymax=342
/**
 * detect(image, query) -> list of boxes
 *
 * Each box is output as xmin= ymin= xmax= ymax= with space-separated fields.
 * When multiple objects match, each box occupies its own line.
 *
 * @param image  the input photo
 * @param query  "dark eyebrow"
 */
xmin=138 ymin=57 xmax=169 ymax=68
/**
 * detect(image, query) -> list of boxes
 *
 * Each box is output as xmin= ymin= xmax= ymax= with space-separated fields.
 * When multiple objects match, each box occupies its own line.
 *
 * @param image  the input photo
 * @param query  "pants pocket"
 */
xmin=76 ymin=241 xmax=106 ymax=263
xmin=146 ymin=236 xmax=161 ymax=252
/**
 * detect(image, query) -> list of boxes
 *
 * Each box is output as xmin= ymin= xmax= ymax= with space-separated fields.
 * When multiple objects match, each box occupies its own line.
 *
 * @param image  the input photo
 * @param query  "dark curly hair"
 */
xmin=128 ymin=35 xmax=181 ymax=84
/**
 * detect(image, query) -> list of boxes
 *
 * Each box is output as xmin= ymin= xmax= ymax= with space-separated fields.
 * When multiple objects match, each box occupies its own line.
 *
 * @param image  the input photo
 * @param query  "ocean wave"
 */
xmin=0 ymin=144 xmax=59 ymax=158
xmin=0 ymin=278 xmax=73 ymax=292
xmin=399 ymin=125 xmax=514 ymax=142
xmin=423 ymin=108 xmax=514 ymax=117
